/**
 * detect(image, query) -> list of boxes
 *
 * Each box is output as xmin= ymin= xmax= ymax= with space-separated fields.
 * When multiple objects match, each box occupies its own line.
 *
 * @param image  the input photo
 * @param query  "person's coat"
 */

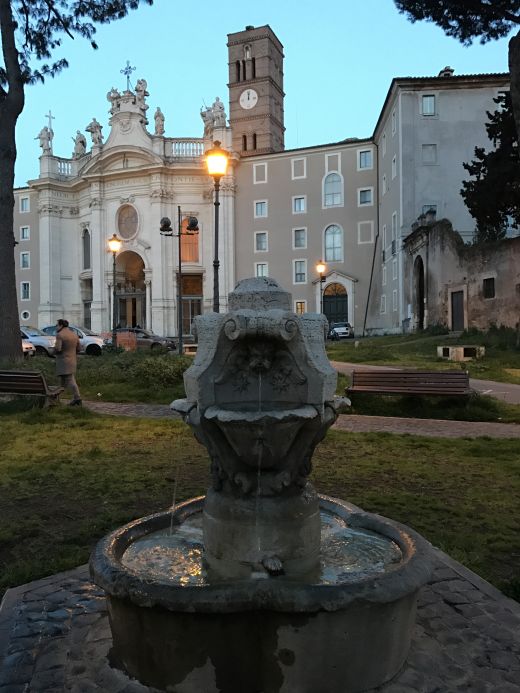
xmin=55 ymin=327 xmax=80 ymax=376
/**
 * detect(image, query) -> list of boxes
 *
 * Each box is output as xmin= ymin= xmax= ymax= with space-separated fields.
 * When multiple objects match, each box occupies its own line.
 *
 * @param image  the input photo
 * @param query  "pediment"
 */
xmin=312 ymin=269 xmax=358 ymax=284
xmin=79 ymin=146 xmax=164 ymax=177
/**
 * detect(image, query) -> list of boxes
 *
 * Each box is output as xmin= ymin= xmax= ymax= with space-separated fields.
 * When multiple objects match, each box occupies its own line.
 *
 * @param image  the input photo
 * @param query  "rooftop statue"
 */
xmin=35 ymin=125 xmax=53 ymax=154
xmin=72 ymin=130 xmax=87 ymax=158
xmin=86 ymin=118 xmax=103 ymax=145
xmin=154 ymin=107 xmax=165 ymax=135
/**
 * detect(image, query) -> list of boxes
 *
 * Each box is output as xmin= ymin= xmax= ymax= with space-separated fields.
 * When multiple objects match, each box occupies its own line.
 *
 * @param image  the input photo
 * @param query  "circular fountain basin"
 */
xmin=90 ymin=495 xmax=433 ymax=693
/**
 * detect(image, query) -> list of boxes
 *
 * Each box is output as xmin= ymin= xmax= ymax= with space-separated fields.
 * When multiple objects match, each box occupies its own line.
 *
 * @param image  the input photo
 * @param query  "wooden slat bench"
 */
xmin=0 ymin=370 xmax=64 ymax=407
xmin=346 ymin=369 xmax=471 ymax=397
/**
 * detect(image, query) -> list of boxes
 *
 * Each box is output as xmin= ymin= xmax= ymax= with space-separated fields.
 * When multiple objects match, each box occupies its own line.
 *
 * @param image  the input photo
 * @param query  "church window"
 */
xmin=242 ymin=60 xmax=247 ymax=80
xmin=252 ymin=133 xmax=257 ymax=150
xmin=82 ymin=228 xmax=91 ymax=269
xmin=242 ymin=135 xmax=247 ymax=151
xmin=324 ymin=225 xmax=343 ymax=262
xmin=252 ymin=57 xmax=256 ymax=78
xmin=181 ymin=217 xmax=199 ymax=263
xmin=323 ymin=173 xmax=343 ymax=207
xmin=244 ymin=45 xmax=251 ymax=60
xmin=236 ymin=61 xmax=241 ymax=81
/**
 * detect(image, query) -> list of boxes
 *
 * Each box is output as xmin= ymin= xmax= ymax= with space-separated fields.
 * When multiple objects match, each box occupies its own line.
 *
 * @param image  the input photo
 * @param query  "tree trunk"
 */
xmin=0 ymin=0 xmax=25 ymax=360
xmin=509 ymin=31 xmax=520 ymax=142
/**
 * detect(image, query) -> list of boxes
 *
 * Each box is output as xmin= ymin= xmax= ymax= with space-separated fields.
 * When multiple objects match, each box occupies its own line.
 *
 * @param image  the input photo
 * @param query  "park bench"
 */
xmin=0 ymin=370 xmax=64 ymax=407
xmin=346 ymin=369 xmax=471 ymax=398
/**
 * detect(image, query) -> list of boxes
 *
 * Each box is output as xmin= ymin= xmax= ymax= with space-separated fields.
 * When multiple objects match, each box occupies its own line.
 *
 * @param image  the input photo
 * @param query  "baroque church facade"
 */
xmin=14 ymin=25 xmax=511 ymax=337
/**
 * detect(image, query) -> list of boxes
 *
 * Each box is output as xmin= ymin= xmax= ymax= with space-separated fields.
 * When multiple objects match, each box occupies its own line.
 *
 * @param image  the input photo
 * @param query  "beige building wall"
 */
xmin=234 ymin=140 xmax=377 ymax=333
xmin=13 ymin=188 xmax=40 ymax=327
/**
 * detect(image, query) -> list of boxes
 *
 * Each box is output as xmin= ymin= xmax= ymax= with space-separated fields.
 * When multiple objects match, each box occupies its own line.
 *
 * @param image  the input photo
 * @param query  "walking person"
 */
xmin=55 ymin=319 xmax=82 ymax=406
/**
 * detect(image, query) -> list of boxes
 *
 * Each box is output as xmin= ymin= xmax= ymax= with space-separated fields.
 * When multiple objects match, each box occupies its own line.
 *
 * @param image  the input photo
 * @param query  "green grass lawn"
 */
xmin=1 ymin=405 xmax=519 ymax=602
xmin=327 ymin=327 xmax=520 ymax=385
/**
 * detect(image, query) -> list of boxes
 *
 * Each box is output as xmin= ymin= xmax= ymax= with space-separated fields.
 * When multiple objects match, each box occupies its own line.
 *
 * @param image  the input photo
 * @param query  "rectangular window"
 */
xmin=293 ymin=228 xmax=307 ymax=249
xmin=391 ymin=212 xmax=397 ymax=241
xmin=382 ymin=224 xmax=387 ymax=251
xmin=358 ymin=221 xmax=374 ymax=244
xmin=358 ymin=149 xmax=373 ymax=170
xmin=293 ymin=259 xmax=307 ymax=284
xmin=253 ymin=163 xmax=267 ymax=184
xmin=422 ymin=94 xmax=436 ymax=116
xmin=393 ymin=258 xmax=398 ymax=280
xmin=295 ymin=301 xmax=306 ymax=315
xmin=255 ymin=262 xmax=268 ymax=278
xmin=382 ymin=132 xmax=387 ymax=156
xmin=391 ymin=155 xmax=397 ymax=179
xmin=292 ymin=196 xmax=306 ymax=214
xmin=254 ymin=231 xmax=268 ymax=252
xmin=291 ymin=157 xmax=306 ymax=179
xmin=254 ymin=200 xmax=268 ymax=218
xmin=382 ymin=265 xmax=387 ymax=286
xmin=20 ymin=197 xmax=29 ymax=213
xmin=391 ymin=110 xmax=396 ymax=135
xmin=393 ymin=289 xmax=398 ymax=311
xmin=20 ymin=251 xmax=30 ymax=269
xmin=20 ymin=281 xmax=30 ymax=300
xmin=358 ymin=188 xmax=373 ymax=206
xmin=20 ymin=226 xmax=30 ymax=241
xmin=422 ymin=144 xmax=437 ymax=165
xmin=382 ymin=174 xmax=387 ymax=195
xmin=380 ymin=294 xmax=387 ymax=314
xmin=483 ymin=277 xmax=495 ymax=299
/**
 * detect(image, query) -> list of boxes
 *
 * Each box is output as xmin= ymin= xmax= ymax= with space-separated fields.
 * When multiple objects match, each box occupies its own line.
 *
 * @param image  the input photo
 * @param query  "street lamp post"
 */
xmin=205 ymin=141 xmax=229 ymax=313
xmin=160 ymin=211 xmax=199 ymax=355
xmin=108 ymin=233 xmax=122 ymax=348
xmin=316 ymin=260 xmax=327 ymax=315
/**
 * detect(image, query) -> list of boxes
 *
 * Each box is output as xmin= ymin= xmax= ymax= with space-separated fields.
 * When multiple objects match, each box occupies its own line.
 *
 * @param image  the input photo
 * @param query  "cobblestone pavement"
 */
xmin=0 ymin=550 xmax=519 ymax=692
xmin=82 ymin=401 xmax=520 ymax=439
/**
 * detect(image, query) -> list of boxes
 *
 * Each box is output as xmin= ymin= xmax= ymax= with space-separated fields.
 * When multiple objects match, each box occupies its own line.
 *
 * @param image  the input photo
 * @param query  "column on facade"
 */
xmin=149 ymin=188 xmax=170 ymax=336
xmin=144 ymin=275 xmax=152 ymax=330
xmin=89 ymin=186 xmax=106 ymax=333
xmin=38 ymin=204 xmax=64 ymax=326
xmin=219 ymin=177 xmax=236 ymax=310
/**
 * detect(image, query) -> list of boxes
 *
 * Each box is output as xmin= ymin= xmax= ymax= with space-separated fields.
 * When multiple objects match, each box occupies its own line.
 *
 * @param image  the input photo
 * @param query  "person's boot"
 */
xmin=69 ymin=399 xmax=82 ymax=406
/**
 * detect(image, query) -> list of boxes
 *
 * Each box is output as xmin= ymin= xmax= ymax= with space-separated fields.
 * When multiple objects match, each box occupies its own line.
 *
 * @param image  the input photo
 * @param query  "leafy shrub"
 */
xmin=127 ymin=355 xmax=192 ymax=385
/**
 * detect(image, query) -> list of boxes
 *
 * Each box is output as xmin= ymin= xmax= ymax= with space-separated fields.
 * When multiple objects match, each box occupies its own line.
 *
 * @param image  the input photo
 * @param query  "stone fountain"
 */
xmin=90 ymin=277 xmax=433 ymax=693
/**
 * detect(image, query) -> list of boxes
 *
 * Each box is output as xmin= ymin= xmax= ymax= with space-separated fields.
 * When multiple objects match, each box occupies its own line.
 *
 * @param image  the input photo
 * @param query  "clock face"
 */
xmin=239 ymin=89 xmax=258 ymax=110
xmin=117 ymin=205 xmax=138 ymax=240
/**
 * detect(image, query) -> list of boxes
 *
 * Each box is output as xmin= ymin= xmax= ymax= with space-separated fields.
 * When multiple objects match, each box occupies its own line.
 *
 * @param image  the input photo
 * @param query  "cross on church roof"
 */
xmin=120 ymin=60 xmax=136 ymax=91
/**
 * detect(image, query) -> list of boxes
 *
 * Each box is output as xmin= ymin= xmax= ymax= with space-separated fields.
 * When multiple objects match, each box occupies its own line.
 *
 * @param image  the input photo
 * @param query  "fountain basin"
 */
xmin=90 ymin=495 xmax=433 ymax=693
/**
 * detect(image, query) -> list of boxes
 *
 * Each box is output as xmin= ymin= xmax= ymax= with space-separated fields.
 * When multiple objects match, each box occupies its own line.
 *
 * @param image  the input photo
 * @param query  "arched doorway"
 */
xmin=413 ymin=255 xmax=425 ymax=330
xmin=115 ymin=251 xmax=146 ymax=328
xmin=323 ymin=283 xmax=348 ymax=324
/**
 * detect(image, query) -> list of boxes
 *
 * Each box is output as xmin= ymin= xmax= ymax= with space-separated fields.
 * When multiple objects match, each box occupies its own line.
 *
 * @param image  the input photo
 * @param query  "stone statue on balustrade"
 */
xmin=211 ymin=96 xmax=227 ymax=126
xmin=135 ymin=79 xmax=149 ymax=113
xmin=107 ymin=87 xmax=121 ymax=115
xmin=72 ymin=131 xmax=87 ymax=158
xmin=86 ymin=118 xmax=103 ymax=145
xmin=35 ymin=126 xmax=53 ymax=154
xmin=154 ymin=107 xmax=165 ymax=135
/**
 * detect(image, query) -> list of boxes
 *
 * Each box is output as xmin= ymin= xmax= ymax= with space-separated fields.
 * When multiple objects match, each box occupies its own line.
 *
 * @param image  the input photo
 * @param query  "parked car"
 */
xmin=22 ymin=339 xmax=35 ymax=357
xmin=20 ymin=326 xmax=56 ymax=357
xmin=42 ymin=324 xmax=104 ymax=355
xmin=328 ymin=322 xmax=354 ymax=340
xmin=105 ymin=328 xmax=177 ymax=351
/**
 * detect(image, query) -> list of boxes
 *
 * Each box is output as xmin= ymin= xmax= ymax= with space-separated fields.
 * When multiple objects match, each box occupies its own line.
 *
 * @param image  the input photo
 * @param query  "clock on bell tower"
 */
xmin=227 ymin=25 xmax=285 ymax=155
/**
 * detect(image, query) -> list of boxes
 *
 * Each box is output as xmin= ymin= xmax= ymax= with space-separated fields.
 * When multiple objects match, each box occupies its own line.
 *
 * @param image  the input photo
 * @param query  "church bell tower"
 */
xmin=227 ymin=25 xmax=285 ymax=155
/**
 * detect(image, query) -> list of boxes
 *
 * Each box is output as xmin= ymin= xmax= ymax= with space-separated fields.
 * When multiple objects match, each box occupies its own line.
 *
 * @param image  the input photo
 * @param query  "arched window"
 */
xmin=82 ymin=228 xmax=91 ymax=269
xmin=324 ymin=225 xmax=343 ymax=262
xmin=242 ymin=135 xmax=247 ymax=151
xmin=244 ymin=45 xmax=251 ymax=60
xmin=323 ymin=173 xmax=343 ymax=207
xmin=236 ymin=60 xmax=241 ymax=82
xmin=242 ymin=60 xmax=247 ymax=80
xmin=181 ymin=217 xmax=199 ymax=263
xmin=252 ymin=133 xmax=257 ymax=150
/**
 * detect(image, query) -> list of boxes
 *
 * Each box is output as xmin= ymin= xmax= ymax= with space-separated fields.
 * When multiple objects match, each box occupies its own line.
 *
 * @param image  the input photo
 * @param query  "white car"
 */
xmin=20 ymin=326 xmax=56 ymax=357
xmin=22 ymin=339 xmax=35 ymax=357
xmin=42 ymin=325 xmax=104 ymax=355
xmin=328 ymin=322 xmax=354 ymax=340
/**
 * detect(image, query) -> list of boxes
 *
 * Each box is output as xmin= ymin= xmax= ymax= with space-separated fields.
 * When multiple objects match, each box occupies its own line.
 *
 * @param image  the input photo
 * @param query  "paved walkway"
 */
xmin=82 ymin=400 xmax=520 ymax=439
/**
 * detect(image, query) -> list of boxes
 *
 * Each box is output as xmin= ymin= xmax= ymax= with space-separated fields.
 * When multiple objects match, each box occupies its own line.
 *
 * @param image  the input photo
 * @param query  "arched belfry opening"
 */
xmin=323 ymin=282 xmax=348 ymax=324
xmin=413 ymin=255 xmax=425 ymax=330
xmin=115 ymin=251 xmax=146 ymax=328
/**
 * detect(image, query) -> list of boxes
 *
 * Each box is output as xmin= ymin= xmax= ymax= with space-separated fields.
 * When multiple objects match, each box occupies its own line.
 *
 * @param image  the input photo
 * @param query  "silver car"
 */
xmin=20 ymin=326 xmax=56 ymax=357
xmin=42 ymin=324 xmax=104 ymax=355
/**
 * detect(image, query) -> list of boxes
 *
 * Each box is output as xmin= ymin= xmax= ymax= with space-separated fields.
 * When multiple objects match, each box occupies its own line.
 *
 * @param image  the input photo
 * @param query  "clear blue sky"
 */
xmin=13 ymin=0 xmax=512 ymax=187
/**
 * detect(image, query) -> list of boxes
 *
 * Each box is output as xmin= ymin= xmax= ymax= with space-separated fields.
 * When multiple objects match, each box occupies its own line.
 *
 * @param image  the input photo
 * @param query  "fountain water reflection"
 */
xmin=122 ymin=510 xmax=402 ymax=586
